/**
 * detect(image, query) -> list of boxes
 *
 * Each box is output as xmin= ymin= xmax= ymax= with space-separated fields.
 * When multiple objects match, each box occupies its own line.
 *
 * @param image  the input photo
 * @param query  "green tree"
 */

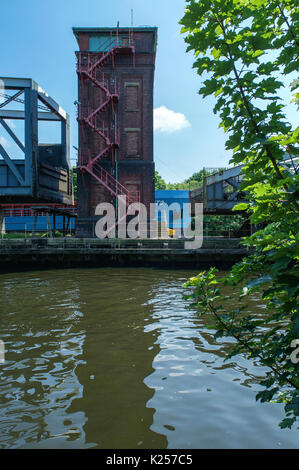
xmin=164 ymin=171 xmax=205 ymax=190
xmin=185 ymin=170 xmax=205 ymax=187
xmin=154 ymin=170 xmax=167 ymax=190
xmin=166 ymin=181 xmax=189 ymax=189
xmin=181 ymin=0 xmax=299 ymax=428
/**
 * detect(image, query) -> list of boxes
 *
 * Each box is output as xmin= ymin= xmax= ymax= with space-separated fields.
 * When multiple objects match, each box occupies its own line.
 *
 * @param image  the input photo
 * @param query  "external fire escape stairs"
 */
xmin=76 ymin=32 xmax=140 ymax=236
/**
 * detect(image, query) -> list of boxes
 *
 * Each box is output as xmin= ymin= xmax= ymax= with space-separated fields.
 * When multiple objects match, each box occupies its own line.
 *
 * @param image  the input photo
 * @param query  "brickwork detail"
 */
xmin=126 ymin=130 xmax=139 ymax=156
xmin=74 ymin=27 xmax=157 ymax=236
xmin=125 ymin=84 xmax=139 ymax=111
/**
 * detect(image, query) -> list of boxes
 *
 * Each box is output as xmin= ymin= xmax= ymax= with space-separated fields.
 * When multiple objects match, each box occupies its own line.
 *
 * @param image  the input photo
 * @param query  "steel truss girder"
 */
xmin=204 ymin=165 xmax=247 ymax=212
xmin=0 ymin=110 xmax=62 ymax=121
xmin=0 ymin=76 xmax=70 ymax=197
xmin=0 ymin=144 xmax=25 ymax=185
xmin=0 ymin=89 xmax=24 ymax=109
xmin=0 ymin=118 xmax=25 ymax=152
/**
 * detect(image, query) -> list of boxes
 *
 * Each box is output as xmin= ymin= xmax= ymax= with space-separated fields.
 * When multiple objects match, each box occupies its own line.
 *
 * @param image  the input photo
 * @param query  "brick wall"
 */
xmin=75 ymin=28 xmax=157 ymax=236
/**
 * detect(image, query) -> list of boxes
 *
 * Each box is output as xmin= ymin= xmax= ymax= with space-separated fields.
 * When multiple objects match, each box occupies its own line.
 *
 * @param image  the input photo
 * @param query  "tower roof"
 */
xmin=72 ymin=26 xmax=158 ymax=48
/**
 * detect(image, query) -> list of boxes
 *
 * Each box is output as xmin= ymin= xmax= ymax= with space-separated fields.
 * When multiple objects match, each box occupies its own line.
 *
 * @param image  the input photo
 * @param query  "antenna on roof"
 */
xmin=131 ymin=9 xmax=134 ymax=27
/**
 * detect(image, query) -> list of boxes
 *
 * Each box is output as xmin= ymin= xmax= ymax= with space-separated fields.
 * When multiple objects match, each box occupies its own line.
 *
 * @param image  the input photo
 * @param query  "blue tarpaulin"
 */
xmin=155 ymin=190 xmax=191 ymax=229
xmin=5 ymin=216 xmax=75 ymax=233
xmin=4 ymin=191 xmax=191 ymax=233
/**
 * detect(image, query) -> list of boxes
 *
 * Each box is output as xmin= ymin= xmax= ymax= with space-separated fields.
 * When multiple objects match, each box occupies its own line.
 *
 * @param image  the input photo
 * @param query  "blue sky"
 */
xmin=0 ymin=0 xmax=297 ymax=183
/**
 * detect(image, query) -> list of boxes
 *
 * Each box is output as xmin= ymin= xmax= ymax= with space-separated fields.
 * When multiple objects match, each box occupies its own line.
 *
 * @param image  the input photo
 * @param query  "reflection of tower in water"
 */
xmin=68 ymin=268 xmax=168 ymax=449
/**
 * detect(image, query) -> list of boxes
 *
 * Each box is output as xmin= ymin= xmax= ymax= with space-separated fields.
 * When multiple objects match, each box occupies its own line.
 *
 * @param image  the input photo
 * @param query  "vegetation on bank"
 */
xmin=154 ymin=169 xmax=206 ymax=190
xmin=181 ymin=0 xmax=299 ymax=428
xmin=1 ymin=231 xmax=70 ymax=239
xmin=155 ymin=169 xmax=247 ymax=235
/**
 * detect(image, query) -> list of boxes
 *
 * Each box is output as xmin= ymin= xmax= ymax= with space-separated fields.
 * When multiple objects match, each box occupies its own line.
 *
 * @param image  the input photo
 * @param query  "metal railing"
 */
xmin=203 ymin=167 xmax=229 ymax=176
xmin=76 ymin=29 xmax=138 ymax=209
xmin=1 ymin=204 xmax=77 ymax=217
xmin=76 ymin=36 xmax=135 ymax=74
xmin=90 ymin=162 xmax=140 ymax=205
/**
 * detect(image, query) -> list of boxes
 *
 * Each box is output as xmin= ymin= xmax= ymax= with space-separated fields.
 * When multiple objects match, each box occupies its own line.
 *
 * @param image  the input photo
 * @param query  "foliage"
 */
xmin=203 ymin=214 xmax=245 ymax=236
xmin=1 ymin=233 xmax=30 ymax=239
xmin=165 ymin=180 xmax=190 ymax=190
xmin=181 ymin=0 xmax=299 ymax=428
xmin=154 ymin=170 xmax=167 ymax=190
xmin=155 ymin=169 xmax=205 ymax=190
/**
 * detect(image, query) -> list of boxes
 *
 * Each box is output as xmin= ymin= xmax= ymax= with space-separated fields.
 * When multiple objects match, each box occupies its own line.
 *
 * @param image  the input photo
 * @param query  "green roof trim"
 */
xmin=72 ymin=27 xmax=157 ymax=32
xmin=72 ymin=26 xmax=158 ymax=49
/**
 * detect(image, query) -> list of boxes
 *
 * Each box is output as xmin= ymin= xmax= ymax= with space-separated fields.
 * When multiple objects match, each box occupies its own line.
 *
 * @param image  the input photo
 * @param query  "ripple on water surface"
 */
xmin=0 ymin=268 xmax=298 ymax=449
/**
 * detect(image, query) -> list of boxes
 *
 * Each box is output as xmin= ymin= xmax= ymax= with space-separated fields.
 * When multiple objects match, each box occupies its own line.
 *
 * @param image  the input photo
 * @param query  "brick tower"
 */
xmin=73 ymin=26 xmax=157 ymax=237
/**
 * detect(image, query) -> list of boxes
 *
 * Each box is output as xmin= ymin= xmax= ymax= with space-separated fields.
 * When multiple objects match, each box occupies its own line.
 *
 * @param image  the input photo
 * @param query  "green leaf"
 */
xmin=233 ymin=203 xmax=250 ymax=211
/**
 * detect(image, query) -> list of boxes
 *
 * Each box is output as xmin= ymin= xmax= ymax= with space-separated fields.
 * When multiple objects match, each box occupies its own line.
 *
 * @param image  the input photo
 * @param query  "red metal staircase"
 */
xmin=76 ymin=31 xmax=139 ymax=209
xmin=82 ymin=158 xmax=139 ymax=206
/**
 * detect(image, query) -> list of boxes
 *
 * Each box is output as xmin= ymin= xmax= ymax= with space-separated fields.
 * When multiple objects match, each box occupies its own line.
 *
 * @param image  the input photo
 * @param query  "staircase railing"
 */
xmin=76 ymin=31 xmax=139 ymax=240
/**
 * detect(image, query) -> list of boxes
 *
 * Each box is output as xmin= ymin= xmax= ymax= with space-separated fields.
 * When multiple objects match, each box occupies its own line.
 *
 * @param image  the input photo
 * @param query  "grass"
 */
xmin=1 ymin=232 xmax=73 ymax=239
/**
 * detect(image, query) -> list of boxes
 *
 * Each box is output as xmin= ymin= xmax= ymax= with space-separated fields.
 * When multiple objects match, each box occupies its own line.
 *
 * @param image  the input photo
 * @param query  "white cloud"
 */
xmin=154 ymin=106 xmax=191 ymax=133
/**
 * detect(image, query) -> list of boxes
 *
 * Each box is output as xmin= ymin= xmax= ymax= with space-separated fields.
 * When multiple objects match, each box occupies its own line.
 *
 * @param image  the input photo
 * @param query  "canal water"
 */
xmin=0 ymin=267 xmax=298 ymax=449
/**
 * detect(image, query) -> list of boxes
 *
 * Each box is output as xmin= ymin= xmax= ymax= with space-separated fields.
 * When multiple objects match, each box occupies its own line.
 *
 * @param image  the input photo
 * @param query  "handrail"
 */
xmin=94 ymin=36 xmax=118 ymax=53
xmin=2 ymin=204 xmax=77 ymax=217
xmin=76 ymin=34 xmax=139 ymax=208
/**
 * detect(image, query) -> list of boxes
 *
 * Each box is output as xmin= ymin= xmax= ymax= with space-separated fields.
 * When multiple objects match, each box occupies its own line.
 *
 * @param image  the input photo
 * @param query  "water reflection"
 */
xmin=0 ymin=268 xmax=298 ymax=449
xmin=0 ymin=274 xmax=87 ymax=448
xmin=144 ymin=274 xmax=298 ymax=449
xmin=67 ymin=270 xmax=167 ymax=448
xmin=0 ymin=269 xmax=167 ymax=449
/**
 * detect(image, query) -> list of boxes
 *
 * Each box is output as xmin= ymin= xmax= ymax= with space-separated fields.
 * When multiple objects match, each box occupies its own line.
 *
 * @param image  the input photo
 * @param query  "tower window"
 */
xmin=125 ymin=129 xmax=140 ymax=157
xmin=125 ymin=83 xmax=139 ymax=111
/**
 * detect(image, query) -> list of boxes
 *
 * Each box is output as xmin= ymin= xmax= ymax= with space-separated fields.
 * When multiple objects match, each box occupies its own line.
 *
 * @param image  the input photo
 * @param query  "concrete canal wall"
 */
xmin=0 ymin=237 xmax=251 ymax=271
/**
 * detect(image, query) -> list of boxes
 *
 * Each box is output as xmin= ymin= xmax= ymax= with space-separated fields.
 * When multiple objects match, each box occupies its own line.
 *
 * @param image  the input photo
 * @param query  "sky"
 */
xmin=0 ymin=0 xmax=297 ymax=183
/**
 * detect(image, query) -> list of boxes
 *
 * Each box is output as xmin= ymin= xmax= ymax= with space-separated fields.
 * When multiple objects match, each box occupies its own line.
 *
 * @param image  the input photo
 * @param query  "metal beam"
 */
xmin=205 ymin=165 xmax=243 ymax=185
xmin=0 ymin=77 xmax=67 ymax=121
xmin=0 ymin=118 xmax=25 ymax=152
xmin=0 ymin=90 xmax=24 ymax=109
xmin=0 ymin=110 xmax=62 ymax=121
xmin=227 ymin=190 xmax=239 ymax=201
xmin=0 ymin=76 xmax=73 ymax=205
xmin=37 ymin=86 xmax=67 ymax=121
xmin=225 ymin=177 xmax=239 ymax=189
xmin=0 ymin=144 xmax=25 ymax=185
xmin=0 ymin=77 xmax=32 ymax=90
xmin=61 ymin=114 xmax=70 ymax=166
xmin=24 ymin=86 xmax=38 ymax=186
xmin=0 ymin=187 xmax=31 ymax=195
